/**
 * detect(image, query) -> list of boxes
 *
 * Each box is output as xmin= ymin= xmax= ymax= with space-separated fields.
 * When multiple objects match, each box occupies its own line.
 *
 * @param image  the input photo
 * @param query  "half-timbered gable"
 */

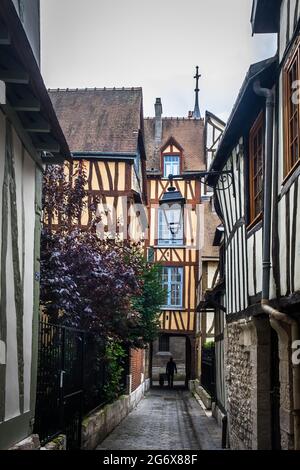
xmin=49 ymin=88 xmax=147 ymax=241
xmin=144 ymin=93 xmax=221 ymax=385
xmin=0 ymin=0 xmax=70 ymax=449
xmin=145 ymin=111 xmax=205 ymax=337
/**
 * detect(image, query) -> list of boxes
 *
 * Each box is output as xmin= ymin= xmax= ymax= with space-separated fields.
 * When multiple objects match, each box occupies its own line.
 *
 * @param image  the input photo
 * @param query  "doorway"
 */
xmin=151 ymin=334 xmax=188 ymax=388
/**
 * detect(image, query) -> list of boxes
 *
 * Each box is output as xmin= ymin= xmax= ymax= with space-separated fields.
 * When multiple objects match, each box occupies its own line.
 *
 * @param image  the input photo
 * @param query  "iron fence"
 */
xmin=34 ymin=321 xmax=128 ymax=449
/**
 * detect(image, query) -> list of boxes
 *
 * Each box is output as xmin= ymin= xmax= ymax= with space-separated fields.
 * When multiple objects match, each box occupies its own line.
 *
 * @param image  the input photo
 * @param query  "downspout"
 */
xmin=253 ymin=80 xmax=300 ymax=450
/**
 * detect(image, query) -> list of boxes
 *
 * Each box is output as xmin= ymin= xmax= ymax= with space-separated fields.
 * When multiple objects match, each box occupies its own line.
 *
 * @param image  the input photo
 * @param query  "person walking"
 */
xmin=166 ymin=357 xmax=177 ymax=389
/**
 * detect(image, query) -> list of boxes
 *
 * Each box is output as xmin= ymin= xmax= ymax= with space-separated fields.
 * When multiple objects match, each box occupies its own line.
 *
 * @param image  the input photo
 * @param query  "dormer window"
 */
xmin=164 ymin=156 xmax=180 ymax=177
xmin=162 ymin=139 xmax=182 ymax=177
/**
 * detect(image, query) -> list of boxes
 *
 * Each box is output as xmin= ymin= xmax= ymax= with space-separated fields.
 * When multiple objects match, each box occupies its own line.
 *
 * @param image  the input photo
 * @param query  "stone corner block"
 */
xmin=9 ymin=434 xmax=41 ymax=450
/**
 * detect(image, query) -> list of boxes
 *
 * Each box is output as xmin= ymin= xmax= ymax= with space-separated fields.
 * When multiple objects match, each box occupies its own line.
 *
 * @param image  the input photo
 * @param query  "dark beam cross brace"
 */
xmin=33 ymin=134 xmax=60 ymax=153
xmin=7 ymin=84 xmax=40 ymax=112
xmin=19 ymin=112 xmax=50 ymax=133
xmin=0 ymin=49 xmax=29 ymax=84
xmin=0 ymin=20 xmax=10 ymax=45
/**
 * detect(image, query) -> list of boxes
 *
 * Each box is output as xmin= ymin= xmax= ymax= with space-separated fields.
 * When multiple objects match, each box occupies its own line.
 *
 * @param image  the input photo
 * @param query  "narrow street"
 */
xmin=97 ymin=388 xmax=222 ymax=450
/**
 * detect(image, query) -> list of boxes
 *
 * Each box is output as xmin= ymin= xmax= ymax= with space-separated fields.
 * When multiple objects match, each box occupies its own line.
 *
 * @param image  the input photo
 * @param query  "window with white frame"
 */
xmin=163 ymin=155 xmax=180 ymax=178
xmin=158 ymin=206 xmax=184 ymax=246
xmin=162 ymin=267 xmax=183 ymax=308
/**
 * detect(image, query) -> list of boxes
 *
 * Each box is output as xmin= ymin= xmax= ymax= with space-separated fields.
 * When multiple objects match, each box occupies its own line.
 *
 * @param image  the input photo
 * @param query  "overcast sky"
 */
xmin=41 ymin=0 xmax=277 ymax=121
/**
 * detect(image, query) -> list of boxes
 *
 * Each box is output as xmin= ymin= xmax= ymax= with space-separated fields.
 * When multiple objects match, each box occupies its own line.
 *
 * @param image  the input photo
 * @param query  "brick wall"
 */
xmin=130 ymin=348 xmax=145 ymax=392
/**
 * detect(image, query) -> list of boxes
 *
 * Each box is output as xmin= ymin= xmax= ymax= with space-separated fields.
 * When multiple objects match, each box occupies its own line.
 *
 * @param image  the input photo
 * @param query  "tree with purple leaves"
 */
xmin=40 ymin=163 xmax=165 ymax=348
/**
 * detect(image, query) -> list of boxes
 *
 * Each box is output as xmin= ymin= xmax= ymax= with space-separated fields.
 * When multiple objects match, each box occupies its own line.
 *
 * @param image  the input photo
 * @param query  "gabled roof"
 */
xmin=207 ymin=56 xmax=277 ymax=185
xmin=49 ymin=88 xmax=144 ymax=155
xmin=144 ymin=117 xmax=205 ymax=172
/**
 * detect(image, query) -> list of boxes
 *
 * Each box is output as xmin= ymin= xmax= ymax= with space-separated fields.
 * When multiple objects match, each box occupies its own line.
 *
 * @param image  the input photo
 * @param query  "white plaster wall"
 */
xmin=5 ymin=189 xmax=20 ymax=421
xmin=278 ymin=197 xmax=287 ymax=296
xmin=22 ymin=150 xmax=35 ymax=412
xmin=1 ymin=124 xmax=36 ymax=420
xmin=279 ymin=0 xmax=300 ymax=61
xmin=294 ymin=182 xmax=300 ymax=290
xmin=247 ymin=235 xmax=255 ymax=297
xmin=255 ymin=229 xmax=262 ymax=295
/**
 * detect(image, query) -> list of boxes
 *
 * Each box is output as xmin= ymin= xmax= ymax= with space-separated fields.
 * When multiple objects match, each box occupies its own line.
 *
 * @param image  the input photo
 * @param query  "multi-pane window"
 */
xmin=162 ymin=267 xmax=183 ymax=308
xmin=163 ymin=156 xmax=180 ymax=178
xmin=284 ymin=40 xmax=300 ymax=175
xmin=158 ymin=207 xmax=184 ymax=246
xmin=159 ymin=335 xmax=170 ymax=352
xmin=249 ymin=112 xmax=264 ymax=224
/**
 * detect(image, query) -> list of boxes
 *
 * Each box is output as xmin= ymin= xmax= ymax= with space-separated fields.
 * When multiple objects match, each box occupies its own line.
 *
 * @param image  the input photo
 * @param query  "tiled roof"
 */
xmin=49 ymin=88 xmax=143 ymax=154
xmin=202 ymin=202 xmax=220 ymax=258
xmin=144 ymin=117 xmax=205 ymax=172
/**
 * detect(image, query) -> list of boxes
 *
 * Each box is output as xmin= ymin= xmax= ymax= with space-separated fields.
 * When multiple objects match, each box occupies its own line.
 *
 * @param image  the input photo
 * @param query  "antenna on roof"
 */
xmin=193 ymin=66 xmax=201 ymax=119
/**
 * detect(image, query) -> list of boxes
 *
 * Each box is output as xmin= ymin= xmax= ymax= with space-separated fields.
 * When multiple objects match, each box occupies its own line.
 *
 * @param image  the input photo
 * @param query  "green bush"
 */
xmin=103 ymin=341 xmax=126 ymax=402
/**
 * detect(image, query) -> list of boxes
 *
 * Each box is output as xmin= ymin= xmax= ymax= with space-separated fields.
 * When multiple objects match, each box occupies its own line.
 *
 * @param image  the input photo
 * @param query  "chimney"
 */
xmin=154 ymin=98 xmax=163 ymax=145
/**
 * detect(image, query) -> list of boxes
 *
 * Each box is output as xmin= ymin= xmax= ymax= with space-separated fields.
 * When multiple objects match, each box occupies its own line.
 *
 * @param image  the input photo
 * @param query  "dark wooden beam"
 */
xmin=7 ymin=84 xmax=40 ymax=111
xmin=33 ymin=135 xmax=60 ymax=153
xmin=19 ymin=112 xmax=51 ymax=133
xmin=42 ymin=154 xmax=66 ymax=164
xmin=0 ymin=19 xmax=10 ymax=45
xmin=0 ymin=49 xmax=29 ymax=84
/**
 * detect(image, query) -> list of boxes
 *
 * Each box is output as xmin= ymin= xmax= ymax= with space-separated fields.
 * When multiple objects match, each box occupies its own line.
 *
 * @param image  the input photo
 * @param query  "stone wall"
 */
xmin=225 ymin=315 xmax=293 ymax=450
xmin=225 ymin=321 xmax=254 ymax=449
xmin=9 ymin=434 xmax=41 ymax=450
xmin=270 ymin=319 xmax=294 ymax=449
xmin=41 ymin=434 xmax=67 ymax=450
xmin=81 ymin=378 xmax=150 ymax=450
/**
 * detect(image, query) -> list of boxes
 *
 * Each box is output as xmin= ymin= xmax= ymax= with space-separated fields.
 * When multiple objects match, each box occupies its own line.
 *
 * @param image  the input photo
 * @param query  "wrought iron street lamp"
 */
xmin=159 ymin=175 xmax=185 ymax=240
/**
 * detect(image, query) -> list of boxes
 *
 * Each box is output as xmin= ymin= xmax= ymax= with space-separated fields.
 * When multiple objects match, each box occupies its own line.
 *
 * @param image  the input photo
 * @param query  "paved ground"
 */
xmin=97 ymin=388 xmax=222 ymax=450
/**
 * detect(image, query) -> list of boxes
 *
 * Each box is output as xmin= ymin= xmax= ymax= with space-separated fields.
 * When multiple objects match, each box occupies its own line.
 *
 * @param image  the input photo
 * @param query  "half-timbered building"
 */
xmin=49 ymin=87 xmax=149 ymax=398
xmin=206 ymin=0 xmax=300 ymax=450
xmin=144 ymin=81 xmax=221 ymax=386
xmin=0 ymin=0 xmax=70 ymax=449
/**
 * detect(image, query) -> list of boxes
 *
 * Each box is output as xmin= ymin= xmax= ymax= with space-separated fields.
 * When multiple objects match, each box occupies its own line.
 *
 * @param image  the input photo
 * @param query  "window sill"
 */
xmin=246 ymin=213 xmax=262 ymax=233
xmin=155 ymin=245 xmax=186 ymax=249
xmin=161 ymin=307 xmax=185 ymax=311
xmin=281 ymin=159 xmax=300 ymax=197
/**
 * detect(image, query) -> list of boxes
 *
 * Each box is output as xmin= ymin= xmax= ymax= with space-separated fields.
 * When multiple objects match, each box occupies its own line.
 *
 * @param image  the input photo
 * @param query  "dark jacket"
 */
xmin=166 ymin=360 xmax=177 ymax=375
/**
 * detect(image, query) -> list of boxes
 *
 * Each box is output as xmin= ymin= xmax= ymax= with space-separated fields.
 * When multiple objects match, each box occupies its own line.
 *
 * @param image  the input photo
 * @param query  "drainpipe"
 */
xmin=253 ymin=80 xmax=300 ymax=450
xmin=253 ymin=81 xmax=274 ymax=301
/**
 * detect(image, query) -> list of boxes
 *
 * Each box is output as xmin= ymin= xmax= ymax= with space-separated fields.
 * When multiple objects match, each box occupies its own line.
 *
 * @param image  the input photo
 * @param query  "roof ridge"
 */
xmin=144 ymin=116 xmax=204 ymax=121
xmin=48 ymin=87 xmax=142 ymax=92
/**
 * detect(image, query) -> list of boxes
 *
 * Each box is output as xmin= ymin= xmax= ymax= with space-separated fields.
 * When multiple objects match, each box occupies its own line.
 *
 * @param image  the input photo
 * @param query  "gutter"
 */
xmin=72 ymin=151 xmax=137 ymax=161
xmin=254 ymin=81 xmax=300 ymax=450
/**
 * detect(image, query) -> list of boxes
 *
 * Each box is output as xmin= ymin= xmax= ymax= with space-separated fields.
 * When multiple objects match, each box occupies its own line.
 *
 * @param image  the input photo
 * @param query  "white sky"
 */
xmin=41 ymin=0 xmax=277 ymax=121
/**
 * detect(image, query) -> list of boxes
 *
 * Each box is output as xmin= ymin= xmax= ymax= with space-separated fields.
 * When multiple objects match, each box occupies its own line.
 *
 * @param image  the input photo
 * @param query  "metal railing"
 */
xmin=201 ymin=344 xmax=216 ymax=399
xmin=34 ymin=321 xmax=127 ymax=449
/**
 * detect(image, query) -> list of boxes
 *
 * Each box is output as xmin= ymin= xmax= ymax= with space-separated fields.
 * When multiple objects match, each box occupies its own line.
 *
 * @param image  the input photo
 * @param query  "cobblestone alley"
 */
xmin=97 ymin=389 xmax=222 ymax=450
